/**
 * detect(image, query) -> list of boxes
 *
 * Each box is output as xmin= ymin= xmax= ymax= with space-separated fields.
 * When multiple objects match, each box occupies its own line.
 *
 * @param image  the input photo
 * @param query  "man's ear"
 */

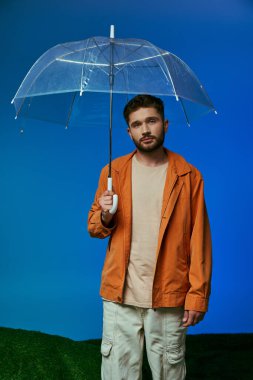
xmin=164 ymin=119 xmax=169 ymax=133
xmin=127 ymin=127 xmax=133 ymax=140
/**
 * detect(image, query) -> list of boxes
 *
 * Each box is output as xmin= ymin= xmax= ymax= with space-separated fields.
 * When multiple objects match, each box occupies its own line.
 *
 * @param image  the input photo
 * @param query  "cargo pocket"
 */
xmin=101 ymin=338 xmax=113 ymax=357
xmin=166 ymin=344 xmax=185 ymax=364
xmin=101 ymin=338 xmax=114 ymax=380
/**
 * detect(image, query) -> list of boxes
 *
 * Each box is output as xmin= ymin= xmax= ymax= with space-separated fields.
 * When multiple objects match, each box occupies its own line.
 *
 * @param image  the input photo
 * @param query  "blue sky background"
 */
xmin=0 ymin=0 xmax=253 ymax=341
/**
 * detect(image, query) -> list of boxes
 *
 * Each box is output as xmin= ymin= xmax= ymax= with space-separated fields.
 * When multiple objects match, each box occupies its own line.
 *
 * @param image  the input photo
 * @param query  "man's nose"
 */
xmin=141 ymin=123 xmax=151 ymax=134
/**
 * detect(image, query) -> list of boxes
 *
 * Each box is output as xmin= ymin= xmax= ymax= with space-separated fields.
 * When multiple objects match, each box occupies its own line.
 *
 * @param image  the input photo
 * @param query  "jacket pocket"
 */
xmin=165 ymin=343 xmax=185 ymax=364
xmin=101 ymin=338 xmax=113 ymax=357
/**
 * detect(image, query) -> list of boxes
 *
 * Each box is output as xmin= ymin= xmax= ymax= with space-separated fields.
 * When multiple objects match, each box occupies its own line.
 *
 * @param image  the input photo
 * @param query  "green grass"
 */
xmin=0 ymin=327 xmax=252 ymax=379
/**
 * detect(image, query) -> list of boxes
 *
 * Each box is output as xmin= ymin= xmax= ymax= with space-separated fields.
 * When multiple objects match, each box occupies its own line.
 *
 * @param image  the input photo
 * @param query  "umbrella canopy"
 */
xmin=12 ymin=26 xmax=216 ymax=127
xmin=12 ymin=26 xmax=216 ymax=214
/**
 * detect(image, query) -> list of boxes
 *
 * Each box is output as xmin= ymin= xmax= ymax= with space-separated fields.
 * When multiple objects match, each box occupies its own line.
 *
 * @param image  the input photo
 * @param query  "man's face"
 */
xmin=127 ymin=107 xmax=168 ymax=153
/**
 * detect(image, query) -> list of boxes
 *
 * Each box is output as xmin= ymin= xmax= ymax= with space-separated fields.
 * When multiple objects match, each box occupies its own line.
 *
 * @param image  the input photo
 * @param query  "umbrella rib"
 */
xmin=85 ymin=37 xmax=114 ymax=80
xmin=147 ymin=45 xmax=180 ymax=101
xmin=114 ymin=40 xmax=146 ymax=64
xmin=58 ymin=41 xmax=109 ymax=58
xmin=14 ymin=94 xmax=29 ymax=118
xmin=111 ymin=41 xmax=148 ymax=76
xmin=112 ymin=44 xmax=130 ymax=94
xmin=80 ymin=39 xmax=91 ymax=94
xmin=65 ymin=92 xmax=77 ymax=128
xmin=92 ymin=37 xmax=111 ymax=66
xmin=178 ymin=97 xmax=190 ymax=127
xmin=176 ymin=94 xmax=216 ymax=108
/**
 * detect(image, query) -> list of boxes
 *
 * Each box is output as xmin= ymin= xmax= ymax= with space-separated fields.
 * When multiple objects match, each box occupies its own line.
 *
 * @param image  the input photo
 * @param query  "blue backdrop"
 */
xmin=0 ymin=0 xmax=252 ymax=341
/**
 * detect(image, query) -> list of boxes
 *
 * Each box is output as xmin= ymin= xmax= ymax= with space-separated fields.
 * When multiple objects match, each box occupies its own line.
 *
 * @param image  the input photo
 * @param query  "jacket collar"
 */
xmin=111 ymin=147 xmax=191 ymax=176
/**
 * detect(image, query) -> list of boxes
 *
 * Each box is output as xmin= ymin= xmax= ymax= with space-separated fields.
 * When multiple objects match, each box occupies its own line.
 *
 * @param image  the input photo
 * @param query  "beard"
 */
xmin=132 ymin=130 xmax=165 ymax=153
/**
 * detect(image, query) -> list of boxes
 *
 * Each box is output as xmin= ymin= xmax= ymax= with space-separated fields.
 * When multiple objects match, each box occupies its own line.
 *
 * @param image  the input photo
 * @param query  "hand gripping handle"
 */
xmin=107 ymin=177 xmax=118 ymax=215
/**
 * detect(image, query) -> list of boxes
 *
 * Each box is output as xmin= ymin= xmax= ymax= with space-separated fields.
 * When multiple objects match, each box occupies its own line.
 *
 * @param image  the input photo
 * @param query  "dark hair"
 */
xmin=123 ymin=94 xmax=164 ymax=124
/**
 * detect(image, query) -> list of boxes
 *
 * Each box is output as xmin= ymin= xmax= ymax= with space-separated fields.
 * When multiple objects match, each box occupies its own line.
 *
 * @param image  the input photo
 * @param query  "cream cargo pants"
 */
xmin=101 ymin=300 xmax=188 ymax=380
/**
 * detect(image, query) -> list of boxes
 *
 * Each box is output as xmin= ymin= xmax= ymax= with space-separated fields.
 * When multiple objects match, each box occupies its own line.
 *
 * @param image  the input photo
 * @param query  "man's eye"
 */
xmin=148 ymin=119 xmax=156 ymax=123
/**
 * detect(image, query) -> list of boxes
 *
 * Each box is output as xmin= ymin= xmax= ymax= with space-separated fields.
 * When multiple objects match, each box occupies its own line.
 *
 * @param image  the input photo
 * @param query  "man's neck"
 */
xmin=135 ymin=147 xmax=168 ymax=167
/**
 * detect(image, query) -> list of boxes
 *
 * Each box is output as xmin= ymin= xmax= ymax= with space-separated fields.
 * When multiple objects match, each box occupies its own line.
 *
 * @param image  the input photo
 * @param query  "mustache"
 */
xmin=140 ymin=134 xmax=156 ymax=142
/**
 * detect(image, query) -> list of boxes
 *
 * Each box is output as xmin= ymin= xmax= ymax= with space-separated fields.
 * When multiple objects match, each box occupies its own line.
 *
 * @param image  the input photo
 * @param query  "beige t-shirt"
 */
xmin=122 ymin=154 xmax=168 ymax=308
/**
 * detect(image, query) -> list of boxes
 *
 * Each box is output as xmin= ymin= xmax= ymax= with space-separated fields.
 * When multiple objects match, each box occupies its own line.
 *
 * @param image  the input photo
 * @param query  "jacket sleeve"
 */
xmin=87 ymin=166 xmax=117 ymax=239
xmin=184 ymin=173 xmax=212 ymax=312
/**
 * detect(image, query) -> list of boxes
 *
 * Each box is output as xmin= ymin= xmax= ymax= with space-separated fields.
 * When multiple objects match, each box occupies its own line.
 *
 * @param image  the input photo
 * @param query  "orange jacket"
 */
xmin=87 ymin=148 xmax=212 ymax=312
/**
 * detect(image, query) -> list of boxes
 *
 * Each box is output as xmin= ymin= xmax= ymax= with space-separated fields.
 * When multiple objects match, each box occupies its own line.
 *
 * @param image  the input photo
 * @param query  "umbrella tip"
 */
xmin=110 ymin=25 xmax=115 ymax=39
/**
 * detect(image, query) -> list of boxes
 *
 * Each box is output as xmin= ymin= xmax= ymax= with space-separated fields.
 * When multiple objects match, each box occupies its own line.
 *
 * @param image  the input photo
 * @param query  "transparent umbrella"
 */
xmin=12 ymin=25 xmax=217 ymax=213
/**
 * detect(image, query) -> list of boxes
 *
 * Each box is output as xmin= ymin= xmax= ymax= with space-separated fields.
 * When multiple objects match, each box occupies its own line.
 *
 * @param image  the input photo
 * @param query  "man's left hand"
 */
xmin=182 ymin=310 xmax=205 ymax=327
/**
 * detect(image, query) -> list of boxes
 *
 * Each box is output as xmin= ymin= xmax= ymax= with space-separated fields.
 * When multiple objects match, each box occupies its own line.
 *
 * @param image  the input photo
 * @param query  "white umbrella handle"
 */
xmin=107 ymin=177 xmax=118 ymax=214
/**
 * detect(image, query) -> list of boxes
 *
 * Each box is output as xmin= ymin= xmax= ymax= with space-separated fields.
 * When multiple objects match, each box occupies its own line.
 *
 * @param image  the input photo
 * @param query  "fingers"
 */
xmin=102 ymin=191 xmax=114 ymax=207
xmin=98 ymin=190 xmax=115 ymax=212
xmin=103 ymin=196 xmax=113 ymax=205
xmin=182 ymin=310 xmax=188 ymax=324
xmin=103 ymin=190 xmax=114 ymax=196
xmin=182 ymin=310 xmax=205 ymax=327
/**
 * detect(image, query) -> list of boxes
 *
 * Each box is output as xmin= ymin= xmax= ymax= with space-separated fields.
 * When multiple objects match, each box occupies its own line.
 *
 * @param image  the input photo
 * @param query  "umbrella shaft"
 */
xmin=109 ymin=87 xmax=113 ymax=178
xmin=108 ymin=40 xmax=114 ymax=178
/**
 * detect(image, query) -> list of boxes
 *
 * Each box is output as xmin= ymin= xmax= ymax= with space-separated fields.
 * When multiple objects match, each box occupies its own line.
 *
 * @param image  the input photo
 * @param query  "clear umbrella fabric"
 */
xmin=12 ymin=35 xmax=216 ymax=127
xmin=12 ymin=29 xmax=217 ymax=215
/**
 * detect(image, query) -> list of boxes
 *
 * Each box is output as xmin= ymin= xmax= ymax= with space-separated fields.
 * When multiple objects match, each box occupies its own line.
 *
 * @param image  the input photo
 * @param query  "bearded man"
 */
xmin=88 ymin=94 xmax=212 ymax=380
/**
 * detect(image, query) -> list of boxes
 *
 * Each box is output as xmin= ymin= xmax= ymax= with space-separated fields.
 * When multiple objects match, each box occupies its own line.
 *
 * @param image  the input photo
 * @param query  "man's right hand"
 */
xmin=98 ymin=190 xmax=115 ymax=226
